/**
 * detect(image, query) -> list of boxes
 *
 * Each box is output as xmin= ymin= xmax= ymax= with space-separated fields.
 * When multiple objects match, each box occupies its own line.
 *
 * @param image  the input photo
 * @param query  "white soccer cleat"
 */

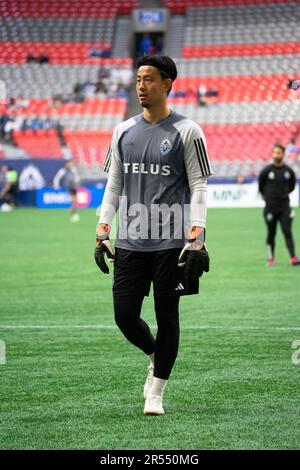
xmin=70 ymin=213 xmax=80 ymax=223
xmin=144 ymin=394 xmax=165 ymax=416
xmin=1 ymin=203 xmax=12 ymax=212
xmin=143 ymin=364 xmax=154 ymax=400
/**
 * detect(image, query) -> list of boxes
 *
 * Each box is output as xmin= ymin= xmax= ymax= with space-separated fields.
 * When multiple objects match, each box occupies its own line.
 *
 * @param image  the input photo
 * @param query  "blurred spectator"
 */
xmin=31 ymin=116 xmax=44 ymax=130
xmin=115 ymin=84 xmax=128 ymax=99
xmin=89 ymin=45 xmax=111 ymax=58
xmin=207 ymin=87 xmax=219 ymax=98
xmin=15 ymin=95 xmax=30 ymax=110
xmin=49 ymin=65 xmax=133 ymax=104
xmin=7 ymin=95 xmax=29 ymax=111
xmin=236 ymin=164 xmax=257 ymax=184
xmin=52 ymin=95 xmax=64 ymax=107
xmin=100 ymin=49 xmax=112 ymax=59
xmin=4 ymin=113 xmax=24 ymax=141
xmin=26 ymin=53 xmax=49 ymax=64
xmin=111 ymin=64 xmax=127 ymax=87
xmin=72 ymin=83 xmax=85 ymax=103
xmin=0 ymin=113 xmax=11 ymax=138
xmin=287 ymin=76 xmax=299 ymax=90
xmin=175 ymin=89 xmax=186 ymax=98
xmin=139 ymin=34 xmax=153 ymax=55
xmin=286 ymin=138 xmax=300 ymax=159
xmin=198 ymin=84 xmax=207 ymax=106
xmin=185 ymin=87 xmax=197 ymax=100
xmin=95 ymin=81 xmax=108 ymax=99
xmin=247 ymin=162 xmax=257 ymax=179
xmin=0 ymin=165 xmax=5 ymax=188
xmin=89 ymin=45 xmax=104 ymax=58
xmin=26 ymin=53 xmax=37 ymax=63
xmin=7 ymin=97 xmax=16 ymax=108
xmin=39 ymin=53 xmax=49 ymax=64
xmin=82 ymin=80 xmax=96 ymax=98
xmin=236 ymin=172 xmax=246 ymax=184
xmin=155 ymin=36 xmax=164 ymax=54
xmin=98 ymin=66 xmax=111 ymax=81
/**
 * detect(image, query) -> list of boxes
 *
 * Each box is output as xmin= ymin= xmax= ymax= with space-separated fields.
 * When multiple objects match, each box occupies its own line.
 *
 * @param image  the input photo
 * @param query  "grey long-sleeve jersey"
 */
xmin=99 ymin=111 xmax=213 ymax=251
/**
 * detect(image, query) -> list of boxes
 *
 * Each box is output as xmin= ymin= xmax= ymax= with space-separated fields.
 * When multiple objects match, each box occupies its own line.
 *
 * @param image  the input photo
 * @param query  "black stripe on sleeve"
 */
xmin=194 ymin=139 xmax=205 ymax=175
xmin=198 ymin=137 xmax=211 ymax=175
xmin=103 ymin=145 xmax=112 ymax=173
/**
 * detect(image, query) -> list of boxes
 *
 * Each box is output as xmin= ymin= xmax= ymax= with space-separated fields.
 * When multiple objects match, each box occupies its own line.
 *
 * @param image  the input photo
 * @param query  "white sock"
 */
xmin=149 ymin=377 xmax=167 ymax=398
xmin=148 ymin=353 xmax=155 ymax=366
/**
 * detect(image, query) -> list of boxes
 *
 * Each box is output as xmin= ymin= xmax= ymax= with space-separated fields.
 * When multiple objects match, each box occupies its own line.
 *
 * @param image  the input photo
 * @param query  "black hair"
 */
xmin=274 ymin=143 xmax=285 ymax=153
xmin=136 ymin=54 xmax=177 ymax=95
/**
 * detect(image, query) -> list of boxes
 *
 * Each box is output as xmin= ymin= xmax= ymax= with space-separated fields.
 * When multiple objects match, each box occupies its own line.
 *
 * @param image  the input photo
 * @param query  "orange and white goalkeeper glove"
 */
xmin=94 ymin=224 xmax=115 ymax=274
xmin=178 ymin=227 xmax=210 ymax=278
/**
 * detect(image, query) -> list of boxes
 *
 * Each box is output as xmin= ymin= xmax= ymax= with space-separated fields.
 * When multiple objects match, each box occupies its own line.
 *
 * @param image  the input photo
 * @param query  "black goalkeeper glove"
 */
xmin=94 ymin=235 xmax=115 ymax=274
xmin=178 ymin=241 xmax=210 ymax=279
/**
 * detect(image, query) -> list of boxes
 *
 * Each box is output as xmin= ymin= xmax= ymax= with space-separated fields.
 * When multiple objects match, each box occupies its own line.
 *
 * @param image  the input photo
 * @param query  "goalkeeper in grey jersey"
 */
xmin=94 ymin=55 xmax=213 ymax=415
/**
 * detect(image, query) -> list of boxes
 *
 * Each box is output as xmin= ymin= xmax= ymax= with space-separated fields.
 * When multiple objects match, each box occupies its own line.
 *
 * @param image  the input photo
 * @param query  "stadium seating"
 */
xmin=171 ymin=0 xmax=300 ymax=176
xmin=62 ymin=130 xmax=112 ymax=166
xmin=0 ymin=42 xmax=116 ymax=64
xmin=182 ymin=43 xmax=300 ymax=58
xmin=183 ymin=4 xmax=300 ymax=46
xmin=13 ymin=128 xmax=63 ymax=158
xmin=1 ymin=0 xmax=300 ymax=179
xmin=176 ymin=55 xmax=300 ymax=77
xmin=0 ymin=64 xmax=133 ymax=99
xmin=201 ymin=122 xmax=300 ymax=162
xmin=171 ymin=73 xmax=300 ymax=103
xmin=0 ymin=17 xmax=115 ymax=43
xmin=171 ymin=100 xmax=300 ymax=125
xmin=0 ymin=0 xmax=138 ymax=17
xmin=163 ymin=0 xmax=298 ymax=14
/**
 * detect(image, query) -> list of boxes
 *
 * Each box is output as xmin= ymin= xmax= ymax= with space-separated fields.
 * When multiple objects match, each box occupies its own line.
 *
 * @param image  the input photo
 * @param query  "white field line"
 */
xmin=0 ymin=325 xmax=299 ymax=331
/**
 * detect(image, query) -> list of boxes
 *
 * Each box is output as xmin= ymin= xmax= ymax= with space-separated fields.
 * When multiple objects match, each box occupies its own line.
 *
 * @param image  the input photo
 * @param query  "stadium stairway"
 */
xmin=112 ymin=15 xmax=132 ymax=58
xmin=164 ymin=14 xmax=185 ymax=58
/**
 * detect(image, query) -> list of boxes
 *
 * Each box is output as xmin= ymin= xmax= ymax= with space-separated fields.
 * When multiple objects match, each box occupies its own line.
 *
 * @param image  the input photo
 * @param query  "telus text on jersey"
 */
xmin=123 ymin=163 xmax=171 ymax=176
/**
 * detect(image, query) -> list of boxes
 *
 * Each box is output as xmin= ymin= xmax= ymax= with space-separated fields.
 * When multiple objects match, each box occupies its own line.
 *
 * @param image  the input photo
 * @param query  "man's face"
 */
xmin=272 ymin=146 xmax=285 ymax=165
xmin=136 ymin=65 xmax=170 ymax=108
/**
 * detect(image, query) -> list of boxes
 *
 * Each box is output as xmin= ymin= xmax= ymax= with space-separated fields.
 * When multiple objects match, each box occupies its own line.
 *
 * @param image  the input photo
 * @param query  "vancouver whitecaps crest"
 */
xmin=160 ymin=137 xmax=172 ymax=155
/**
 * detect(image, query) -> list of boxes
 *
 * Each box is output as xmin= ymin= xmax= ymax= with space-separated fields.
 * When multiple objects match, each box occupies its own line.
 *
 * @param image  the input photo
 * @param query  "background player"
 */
xmin=0 ymin=165 xmax=18 ymax=211
xmin=258 ymin=143 xmax=300 ymax=266
xmin=53 ymin=159 xmax=80 ymax=222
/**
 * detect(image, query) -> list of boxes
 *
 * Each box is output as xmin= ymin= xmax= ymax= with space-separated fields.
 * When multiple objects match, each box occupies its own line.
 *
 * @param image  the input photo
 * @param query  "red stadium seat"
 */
xmin=63 ymin=130 xmax=112 ymax=165
xmin=13 ymin=128 xmax=63 ymax=158
xmin=163 ymin=0 xmax=297 ymax=14
xmin=182 ymin=43 xmax=300 ymax=59
xmin=170 ymin=73 xmax=300 ymax=104
xmin=202 ymin=122 xmax=300 ymax=161
xmin=0 ymin=0 xmax=138 ymax=17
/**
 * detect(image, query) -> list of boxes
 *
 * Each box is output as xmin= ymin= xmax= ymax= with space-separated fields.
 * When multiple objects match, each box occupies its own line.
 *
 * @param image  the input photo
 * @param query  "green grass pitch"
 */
xmin=0 ymin=207 xmax=300 ymax=450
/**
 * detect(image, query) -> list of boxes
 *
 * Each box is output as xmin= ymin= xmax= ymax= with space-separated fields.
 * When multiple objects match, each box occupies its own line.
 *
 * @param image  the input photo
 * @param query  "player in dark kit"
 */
xmin=258 ymin=144 xmax=300 ymax=267
xmin=94 ymin=55 xmax=213 ymax=415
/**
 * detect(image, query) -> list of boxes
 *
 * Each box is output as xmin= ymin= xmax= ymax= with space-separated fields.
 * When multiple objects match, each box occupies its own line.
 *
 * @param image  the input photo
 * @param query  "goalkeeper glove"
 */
xmin=178 ymin=227 xmax=210 ymax=278
xmin=94 ymin=224 xmax=115 ymax=274
xmin=179 ymin=244 xmax=210 ymax=278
